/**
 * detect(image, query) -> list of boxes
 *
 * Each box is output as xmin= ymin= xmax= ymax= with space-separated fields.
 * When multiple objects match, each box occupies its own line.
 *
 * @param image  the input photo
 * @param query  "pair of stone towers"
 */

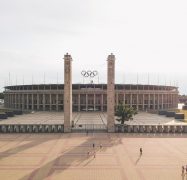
xmin=63 ymin=53 xmax=115 ymax=133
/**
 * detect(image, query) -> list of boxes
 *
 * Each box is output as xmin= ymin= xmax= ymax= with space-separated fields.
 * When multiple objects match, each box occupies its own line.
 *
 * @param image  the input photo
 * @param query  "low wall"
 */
xmin=0 ymin=124 xmax=64 ymax=133
xmin=115 ymin=124 xmax=187 ymax=133
xmin=1 ymin=124 xmax=187 ymax=133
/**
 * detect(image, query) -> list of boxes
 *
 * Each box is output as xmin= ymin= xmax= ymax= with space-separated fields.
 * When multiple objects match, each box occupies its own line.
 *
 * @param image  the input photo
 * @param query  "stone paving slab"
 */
xmin=0 ymin=111 xmax=186 ymax=126
xmin=49 ymin=169 xmax=123 ymax=180
xmin=0 ymin=133 xmax=186 ymax=179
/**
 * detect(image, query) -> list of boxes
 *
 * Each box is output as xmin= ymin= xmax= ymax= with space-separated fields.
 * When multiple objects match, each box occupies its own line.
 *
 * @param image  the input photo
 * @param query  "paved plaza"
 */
xmin=0 ymin=133 xmax=187 ymax=180
xmin=125 ymin=112 xmax=186 ymax=125
xmin=0 ymin=112 xmax=106 ymax=125
xmin=0 ymin=112 xmax=187 ymax=179
xmin=0 ymin=111 xmax=185 ymax=126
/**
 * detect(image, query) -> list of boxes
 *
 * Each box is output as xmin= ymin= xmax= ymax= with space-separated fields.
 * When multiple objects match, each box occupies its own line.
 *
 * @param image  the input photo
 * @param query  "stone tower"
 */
xmin=64 ymin=53 xmax=72 ymax=133
xmin=107 ymin=53 xmax=115 ymax=132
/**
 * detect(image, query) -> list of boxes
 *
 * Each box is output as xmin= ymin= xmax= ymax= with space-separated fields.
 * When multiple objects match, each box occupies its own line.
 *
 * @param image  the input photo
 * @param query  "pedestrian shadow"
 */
xmin=181 ymin=173 xmax=185 ymax=180
xmin=17 ymin=133 xmax=122 ymax=180
xmin=0 ymin=134 xmax=60 ymax=161
xmin=185 ymin=173 xmax=187 ymax=180
xmin=83 ymin=155 xmax=94 ymax=166
xmin=135 ymin=154 xmax=142 ymax=165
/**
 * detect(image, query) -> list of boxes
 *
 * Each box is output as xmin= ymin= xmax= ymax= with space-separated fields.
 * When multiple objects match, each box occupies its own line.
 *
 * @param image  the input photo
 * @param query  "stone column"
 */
xmin=94 ymin=94 xmax=96 ymax=111
xmin=6 ymin=94 xmax=9 ymax=108
xmin=78 ymin=94 xmax=80 ymax=112
xmin=37 ymin=94 xmax=39 ymax=110
xmin=86 ymin=94 xmax=88 ymax=111
xmin=143 ymin=94 xmax=145 ymax=111
xmin=9 ymin=94 xmax=11 ymax=108
xmin=16 ymin=94 xmax=19 ymax=109
xmin=64 ymin=53 xmax=72 ymax=133
xmin=18 ymin=94 xmax=21 ymax=109
xmin=175 ymin=94 xmax=178 ymax=108
xmin=158 ymin=94 xmax=160 ymax=110
xmin=166 ymin=94 xmax=168 ymax=109
xmin=169 ymin=94 xmax=172 ymax=108
xmin=5 ymin=94 xmax=7 ymax=108
xmin=49 ymin=94 xmax=52 ymax=111
xmin=170 ymin=94 xmax=172 ymax=108
xmin=116 ymin=93 xmax=119 ymax=107
xmin=56 ymin=94 xmax=59 ymax=111
xmin=43 ymin=94 xmax=45 ymax=111
xmin=161 ymin=94 xmax=164 ymax=109
xmin=172 ymin=94 xmax=174 ymax=108
xmin=10 ymin=94 xmax=12 ymax=108
xmin=148 ymin=94 xmax=150 ymax=110
xmin=6 ymin=94 xmax=8 ymax=108
xmin=174 ymin=94 xmax=176 ymax=108
xmin=123 ymin=93 xmax=126 ymax=105
xmin=7 ymin=94 xmax=10 ymax=108
xmin=22 ymin=94 xmax=24 ymax=110
xmin=13 ymin=94 xmax=15 ymax=109
xmin=31 ymin=94 xmax=34 ymax=110
xmin=107 ymin=53 xmax=115 ymax=133
xmin=27 ymin=94 xmax=29 ymax=110
xmin=11 ymin=94 xmax=13 ymax=108
xmin=130 ymin=94 xmax=132 ymax=107
xmin=12 ymin=94 xmax=14 ymax=108
xmin=167 ymin=94 xmax=168 ymax=109
xmin=136 ymin=94 xmax=139 ymax=110
xmin=14 ymin=94 xmax=16 ymax=109
xmin=101 ymin=94 xmax=104 ymax=112
xmin=153 ymin=94 xmax=155 ymax=110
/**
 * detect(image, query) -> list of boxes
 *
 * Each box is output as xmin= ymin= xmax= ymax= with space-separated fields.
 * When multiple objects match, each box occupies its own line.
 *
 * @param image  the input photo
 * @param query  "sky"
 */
xmin=0 ymin=0 xmax=187 ymax=94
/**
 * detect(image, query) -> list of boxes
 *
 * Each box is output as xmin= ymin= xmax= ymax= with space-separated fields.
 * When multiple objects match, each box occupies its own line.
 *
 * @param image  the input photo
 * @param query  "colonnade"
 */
xmin=4 ymin=92 xmax=178 ymax=111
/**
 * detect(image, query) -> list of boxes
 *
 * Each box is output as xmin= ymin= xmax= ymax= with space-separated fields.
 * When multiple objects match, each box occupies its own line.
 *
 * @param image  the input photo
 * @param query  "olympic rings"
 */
xmin=81 ymin=70 xmax=98 ymax=78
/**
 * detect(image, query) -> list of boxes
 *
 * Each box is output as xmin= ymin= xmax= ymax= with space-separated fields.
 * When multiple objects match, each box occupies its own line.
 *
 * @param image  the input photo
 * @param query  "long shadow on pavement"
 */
xmin=18 ymin=133 xmax=122 ymax=180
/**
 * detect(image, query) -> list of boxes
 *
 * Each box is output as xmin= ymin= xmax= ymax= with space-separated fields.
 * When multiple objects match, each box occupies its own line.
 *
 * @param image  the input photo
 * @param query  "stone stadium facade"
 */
xmin=4 ymin=83 xmax=178 ymax=112
xmin=1 ymin=53 xmax=180 ymax=133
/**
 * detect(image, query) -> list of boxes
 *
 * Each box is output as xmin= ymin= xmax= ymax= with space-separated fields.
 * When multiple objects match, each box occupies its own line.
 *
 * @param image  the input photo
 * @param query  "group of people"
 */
xmin=182 ymin=165 xmax=187 ymax=176
xmin=87 ymin=143 xmax=102 ymax=158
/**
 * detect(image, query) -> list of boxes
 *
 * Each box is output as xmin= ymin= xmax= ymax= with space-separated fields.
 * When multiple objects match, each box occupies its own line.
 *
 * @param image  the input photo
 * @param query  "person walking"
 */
xmin=100 ymin=144 xmax=102 ymax=149
xmin=87 ymin=151 xmax=90 ymax=158
xmin=182 ymin=165 xmax=185 ymax=176
xmin=93 ymin=143 xmax=95 ymax=149
xmin=185 ymin=165 xmax=187 ymax=175
xmin=140 ymin=147 xmax=142 ymax=156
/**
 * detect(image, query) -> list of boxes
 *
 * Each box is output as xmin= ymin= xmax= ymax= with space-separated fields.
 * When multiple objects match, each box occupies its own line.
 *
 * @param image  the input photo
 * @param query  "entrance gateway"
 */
xmin=63 ymin=53 xmax=115 ymax=133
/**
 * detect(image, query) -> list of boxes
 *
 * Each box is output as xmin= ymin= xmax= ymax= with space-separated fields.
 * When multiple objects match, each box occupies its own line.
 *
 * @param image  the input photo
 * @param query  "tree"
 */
xmin=115 ymin=103 xmax=137 ymax=124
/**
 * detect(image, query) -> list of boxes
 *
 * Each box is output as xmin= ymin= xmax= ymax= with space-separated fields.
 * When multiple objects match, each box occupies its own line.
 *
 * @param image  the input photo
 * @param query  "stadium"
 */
xmin=1 ymin=53 xmax=181 ymax=134
xmin=4 ymin=83 xmax=178 ymax=112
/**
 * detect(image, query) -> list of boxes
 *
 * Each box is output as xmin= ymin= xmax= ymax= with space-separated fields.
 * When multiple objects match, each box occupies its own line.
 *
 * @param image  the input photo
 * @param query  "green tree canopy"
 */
xmin=115 ymin=103 xmax=137 ymax=124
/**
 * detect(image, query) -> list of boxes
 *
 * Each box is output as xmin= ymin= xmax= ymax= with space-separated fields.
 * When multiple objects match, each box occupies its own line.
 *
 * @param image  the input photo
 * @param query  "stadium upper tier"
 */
xmin=4 ymin=84 xmax=178 ymax=112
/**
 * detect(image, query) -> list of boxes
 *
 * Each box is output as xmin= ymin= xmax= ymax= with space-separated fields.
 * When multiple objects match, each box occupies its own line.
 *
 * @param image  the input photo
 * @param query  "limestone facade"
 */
xmin=64 ymin=53 xmax=72 ymax=132
xmin=4 ymin=84 xmax=178 ymax=112
xmin=107 ymin=54 xmax=115 ymax=132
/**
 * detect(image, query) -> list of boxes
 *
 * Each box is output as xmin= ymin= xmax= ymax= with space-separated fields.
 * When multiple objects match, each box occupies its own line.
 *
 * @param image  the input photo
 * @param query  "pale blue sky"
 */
xmin=0 ymin=0 xmax=187 ymax=94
